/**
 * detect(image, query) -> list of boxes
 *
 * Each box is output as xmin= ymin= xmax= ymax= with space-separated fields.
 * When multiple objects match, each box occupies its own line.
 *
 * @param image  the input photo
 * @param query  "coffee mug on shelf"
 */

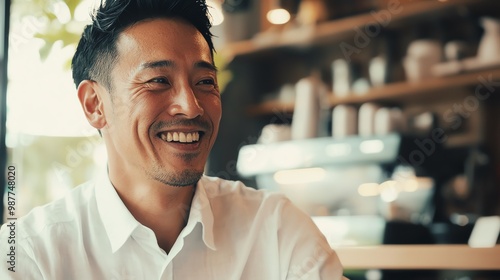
xmin=291 ymin=76 xmax=321 ymax=140
xmin=403 ymin=39 xmax=442 ymax=82
xmin=358 ymin=103 xmax=381 ymax=136
xmin=332 ymin=105 xmax=358 ymax=138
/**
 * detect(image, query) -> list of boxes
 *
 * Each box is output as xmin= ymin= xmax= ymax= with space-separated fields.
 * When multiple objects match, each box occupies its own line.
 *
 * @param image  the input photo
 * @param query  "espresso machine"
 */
xmin=236 ymin=133 xmax=487 ymax=247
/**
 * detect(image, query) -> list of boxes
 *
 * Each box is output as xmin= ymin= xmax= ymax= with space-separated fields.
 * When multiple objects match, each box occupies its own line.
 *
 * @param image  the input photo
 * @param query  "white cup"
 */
xmin=404 ymin=39 xmax=442 ymax=82
xmin=291 ymin=77 xmax=320 ymax=140
xmin=332 ymin=59 xmax=352 ymax=97
xmin=332 ymin=105 xmax=358 ymax=138
xmin=374 ymin=107 xmax=404 ymax=135
xmin=358 ymin=103 xmax=381 ymax=137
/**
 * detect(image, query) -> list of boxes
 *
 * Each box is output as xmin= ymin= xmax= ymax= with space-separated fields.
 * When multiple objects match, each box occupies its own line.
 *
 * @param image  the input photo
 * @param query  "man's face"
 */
xmin=99 ymin=18 xmax=221 ymax=187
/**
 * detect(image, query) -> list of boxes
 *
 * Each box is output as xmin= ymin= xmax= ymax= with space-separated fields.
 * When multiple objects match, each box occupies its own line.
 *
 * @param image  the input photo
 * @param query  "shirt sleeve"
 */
xmin=277 ymin=198 xmax=348 ymax=280
xmin=0 ymin=223 xmax=43 ymax=280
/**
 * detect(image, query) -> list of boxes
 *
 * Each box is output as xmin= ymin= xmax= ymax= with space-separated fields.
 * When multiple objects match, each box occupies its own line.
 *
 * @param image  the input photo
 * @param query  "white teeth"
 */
xmin=179 ymin=132 xmax=186 ymax=142
xmin=160 ymin=132 xmax=200 ymax=143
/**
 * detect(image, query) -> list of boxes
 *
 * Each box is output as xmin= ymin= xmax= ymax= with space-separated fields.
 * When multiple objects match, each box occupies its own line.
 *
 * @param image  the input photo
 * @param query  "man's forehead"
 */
xmin=118 ymin=18 xmax=203 ymax=45
xmin=115 ymin=18 xmax=212 ymax=60
xmin=110 ymin=19 xmax=214 ymax=77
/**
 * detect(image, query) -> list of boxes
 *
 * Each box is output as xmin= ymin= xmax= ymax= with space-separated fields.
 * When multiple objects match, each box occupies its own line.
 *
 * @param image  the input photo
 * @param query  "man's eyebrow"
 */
xmin=140 ymin=60 xmax=175 ymax=70
xmin=195 ymin=61 xmax=218 ymax=72
xmin=138 ymin=60 xmax=217 ymax=72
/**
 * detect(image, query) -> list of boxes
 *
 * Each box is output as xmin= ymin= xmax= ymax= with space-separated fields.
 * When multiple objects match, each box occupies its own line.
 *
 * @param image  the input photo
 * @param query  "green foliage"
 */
xmin=214 ymin=51 xmax=232 ymax=94
xmin=12 ymin=0 xmax=87 ymax=63
xmin=12 ymin=0 xmax=232 ymax=90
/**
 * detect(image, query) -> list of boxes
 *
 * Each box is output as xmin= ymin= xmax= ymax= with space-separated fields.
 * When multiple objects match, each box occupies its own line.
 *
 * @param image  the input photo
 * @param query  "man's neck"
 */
xmin=109 ymin=171 xmax=196 ymax=253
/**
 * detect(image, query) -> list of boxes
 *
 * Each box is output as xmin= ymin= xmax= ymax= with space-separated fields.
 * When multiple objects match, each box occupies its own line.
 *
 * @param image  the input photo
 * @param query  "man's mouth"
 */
xmin=158 ymin=131 xmax=202 ymax=143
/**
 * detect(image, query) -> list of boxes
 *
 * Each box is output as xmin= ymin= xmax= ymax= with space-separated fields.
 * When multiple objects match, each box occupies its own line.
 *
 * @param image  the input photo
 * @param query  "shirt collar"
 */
xmin=95 ymin=168 xmax=141 ymax=253
xmin=186 ymin=175 xmax=216 ymax=251
xmin=95 ymin=169 xmax=217 ymax=253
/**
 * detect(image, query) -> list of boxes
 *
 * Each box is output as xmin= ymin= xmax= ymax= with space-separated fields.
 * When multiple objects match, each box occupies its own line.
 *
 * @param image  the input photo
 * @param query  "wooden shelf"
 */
xmin=221 ymin=0 xmax=489 ymax=58
xmin=246 ymin=67 xmax=500 ymax=116
xmin=330 ymin=67 xmax=500 ymax=105
xmin=246 ymin=99 xmax=295 ymax=116
xmin=336 ymin=245 xmax=500 ymax=270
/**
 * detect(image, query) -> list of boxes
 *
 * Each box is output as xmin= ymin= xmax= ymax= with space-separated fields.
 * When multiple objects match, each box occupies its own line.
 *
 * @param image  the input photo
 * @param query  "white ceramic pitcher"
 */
xmin=478 ymin=17 xmax=500 ymax=63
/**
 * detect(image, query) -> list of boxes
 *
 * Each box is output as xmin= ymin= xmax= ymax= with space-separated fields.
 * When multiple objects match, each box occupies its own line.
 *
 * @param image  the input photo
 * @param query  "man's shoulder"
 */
xmin=200 ymin=175 xmax=288 ymax=205
xmin=1 ymin=180 xmax=96 ymax=240
xmin=199 ymin=175 xmax=293 ymax=223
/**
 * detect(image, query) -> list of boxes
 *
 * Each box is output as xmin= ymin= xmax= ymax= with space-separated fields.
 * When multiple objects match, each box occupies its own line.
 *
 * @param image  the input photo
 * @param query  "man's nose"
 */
xmin=167 ymin=82 xmax=204 ymax=119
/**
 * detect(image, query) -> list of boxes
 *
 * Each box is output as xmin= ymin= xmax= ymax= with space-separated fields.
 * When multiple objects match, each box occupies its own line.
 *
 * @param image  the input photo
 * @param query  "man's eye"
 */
xmin=197 ymin=79 xmax=219 ymax=91
xmin=149 ymin=77 xmax=169 ymax=84
xmin=198 ymin=79 xmax=216 ymax=85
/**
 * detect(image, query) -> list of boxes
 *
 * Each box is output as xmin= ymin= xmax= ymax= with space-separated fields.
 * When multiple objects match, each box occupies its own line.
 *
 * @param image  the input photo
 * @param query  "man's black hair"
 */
xmin=71 ymin=0 xmax=215 ymax=90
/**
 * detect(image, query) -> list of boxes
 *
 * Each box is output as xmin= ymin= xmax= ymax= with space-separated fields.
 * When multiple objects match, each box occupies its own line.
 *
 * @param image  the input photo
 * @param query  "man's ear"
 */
xmin=77 ymin=80 xmax=106 ymax=130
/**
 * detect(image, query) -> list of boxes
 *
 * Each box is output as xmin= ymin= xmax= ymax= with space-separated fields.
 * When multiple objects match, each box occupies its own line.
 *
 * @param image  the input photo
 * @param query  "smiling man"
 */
xmin=0 ymin=0 xmax=345 ymax=279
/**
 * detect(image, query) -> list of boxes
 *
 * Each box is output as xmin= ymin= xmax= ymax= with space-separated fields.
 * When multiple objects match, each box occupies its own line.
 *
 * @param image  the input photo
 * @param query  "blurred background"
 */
xmin=1 ymin=0 xmax=500 ymax=279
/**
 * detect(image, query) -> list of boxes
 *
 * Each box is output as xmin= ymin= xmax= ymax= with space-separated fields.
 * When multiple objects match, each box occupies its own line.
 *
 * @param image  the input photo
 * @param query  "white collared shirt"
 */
xmin=0 ymin=171 xmax=345 ymax=279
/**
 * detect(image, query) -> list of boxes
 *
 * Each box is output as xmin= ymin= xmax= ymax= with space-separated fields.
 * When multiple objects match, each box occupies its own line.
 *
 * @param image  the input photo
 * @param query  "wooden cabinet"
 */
xmin=219 ymin=0 xmax=500 ymax=115
xmin=209 ymin=0 xmax=500 ymax=219
xmin=209 ymin=1 xmax=500 ymax=272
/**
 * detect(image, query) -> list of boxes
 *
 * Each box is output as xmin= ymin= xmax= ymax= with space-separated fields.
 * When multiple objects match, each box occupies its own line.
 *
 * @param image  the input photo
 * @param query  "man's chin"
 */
xmin=149 ymin=168 xmax=203 ymax=187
